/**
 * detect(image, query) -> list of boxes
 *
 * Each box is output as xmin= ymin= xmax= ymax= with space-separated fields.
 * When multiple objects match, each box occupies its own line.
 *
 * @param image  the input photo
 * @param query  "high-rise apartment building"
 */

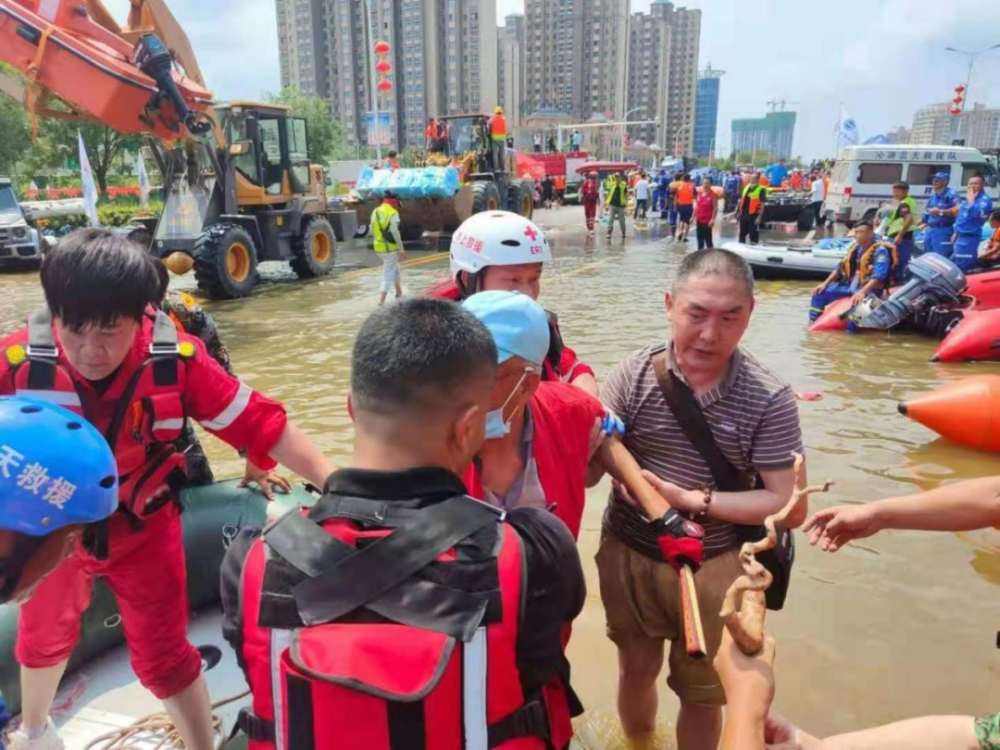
xmin=731 ymin=111 xmax=797 ymax=160
xmin=523 ymin=0 xmax=629 ymax=122
xmin=624 ymin=1 xmax=700 ymax=156
xmin=911 ymin=102 xmax=1000 ymax=149
xmin=275 ymin=0 xmax=328 ymax=97
xmin=277 ymin=0 xmax=495 ymax=151
xmin=693 ymin=64 xmax=723 ymax=157
xmin=498 ymin=14 xmax=524 ymax=126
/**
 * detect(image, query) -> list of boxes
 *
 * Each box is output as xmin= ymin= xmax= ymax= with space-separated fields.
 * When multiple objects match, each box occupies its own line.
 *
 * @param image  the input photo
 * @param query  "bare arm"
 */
xmin=644 ymin=465 xmax=802 ymax=527
xmin=821 ymin=716 xmax=979 ymax=750
xmin=571 ymin=372 xmax=600 ymax=399
xmin=805 ymin=476 xmax=1000 ymax=552
xmin=268 ymin=423 xmax=335 ymax=488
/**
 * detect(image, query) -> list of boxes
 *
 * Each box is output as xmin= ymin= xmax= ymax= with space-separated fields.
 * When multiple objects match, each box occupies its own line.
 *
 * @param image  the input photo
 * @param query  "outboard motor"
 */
xmin=857 ymin=254 xmax=967 ymax=329
xmin=134 ymin=34 xmax=210 ymax=136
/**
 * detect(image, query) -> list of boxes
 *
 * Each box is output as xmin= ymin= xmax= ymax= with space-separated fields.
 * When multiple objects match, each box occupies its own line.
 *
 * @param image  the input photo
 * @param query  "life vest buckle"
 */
xmin=149 ymin=341 xmax=181 ymax=356
xmin=25 ymin=343 xmax=59 ymax=360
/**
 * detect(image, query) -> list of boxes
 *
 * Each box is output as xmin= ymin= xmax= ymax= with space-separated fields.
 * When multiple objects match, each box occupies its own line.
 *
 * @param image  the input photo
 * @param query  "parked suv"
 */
xmin=0 ymin=179 xmax=44 ymax=267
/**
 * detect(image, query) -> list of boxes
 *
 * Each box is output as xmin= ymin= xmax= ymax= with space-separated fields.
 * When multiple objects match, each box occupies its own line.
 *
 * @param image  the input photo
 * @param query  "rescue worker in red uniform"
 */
xmin=1 ymin=230 xmax=334 ymax=750
xmin=581 ymin=171 xmax=600 ymax=233
xmin=221 ymin=299 xmax=587 ymax=750
xmin=426 ymin=211 xmax=600 ymax=399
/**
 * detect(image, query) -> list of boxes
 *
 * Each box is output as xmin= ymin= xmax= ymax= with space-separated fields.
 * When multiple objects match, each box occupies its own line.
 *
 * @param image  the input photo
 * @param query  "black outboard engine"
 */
xmin=857 ymin=254 xmax=967 ymax=329
xmin=134 ymin=34 xmax=210 ymax=136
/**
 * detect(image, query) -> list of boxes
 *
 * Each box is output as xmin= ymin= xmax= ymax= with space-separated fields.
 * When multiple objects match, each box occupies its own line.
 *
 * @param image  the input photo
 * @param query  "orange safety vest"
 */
xmin=491 ymin=114 xmax=507 ymax=140
xmin=676 ymin=182 xmax=695 ymax=206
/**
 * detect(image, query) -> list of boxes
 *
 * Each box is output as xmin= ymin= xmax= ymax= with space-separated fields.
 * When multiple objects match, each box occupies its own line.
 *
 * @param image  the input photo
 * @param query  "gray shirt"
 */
xmin=601 ymin=342 xmax=803 ymax=559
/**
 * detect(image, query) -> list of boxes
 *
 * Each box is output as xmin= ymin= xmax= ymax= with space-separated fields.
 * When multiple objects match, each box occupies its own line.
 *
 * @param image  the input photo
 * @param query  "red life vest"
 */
xmin=236 ymin=494 xmax=567 ymax=750
xmin=7 ymin=308 xmax=192 ymax=518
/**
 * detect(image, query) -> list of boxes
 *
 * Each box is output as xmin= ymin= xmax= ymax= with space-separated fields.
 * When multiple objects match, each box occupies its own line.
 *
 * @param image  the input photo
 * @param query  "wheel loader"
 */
xmin=347 ymin=114 xmax=534 ymax=241
xmin=0 ymin=0 xmax=345 ymax=299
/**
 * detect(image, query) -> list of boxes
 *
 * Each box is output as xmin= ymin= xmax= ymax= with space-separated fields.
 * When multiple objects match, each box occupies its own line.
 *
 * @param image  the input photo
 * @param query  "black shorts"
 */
xmin=678 ymin=205 xmax=694 ymax=223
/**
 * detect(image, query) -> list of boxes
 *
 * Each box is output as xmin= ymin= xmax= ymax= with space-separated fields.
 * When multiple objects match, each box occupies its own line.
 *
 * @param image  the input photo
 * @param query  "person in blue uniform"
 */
xmin=764 ymin=158 xmax=788 ymax=188
xmin=724 ymin=171 xmax=741 ymax=213
xmin=920 ymin=172 xmax=958 ymax=257
xmin=810 ymin=221 xmax=897 ymax=327
xmin=951 ymin=175 xmax=994 ymax=272
xmin=652 ymin=170 xmax=667 ymax=213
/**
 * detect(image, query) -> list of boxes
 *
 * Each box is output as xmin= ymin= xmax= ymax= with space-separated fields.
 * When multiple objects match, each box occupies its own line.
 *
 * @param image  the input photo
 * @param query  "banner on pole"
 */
xmin=135 ymin=153 xmax=150 ymax=208
xmin=366 ymin=112 xmax=391 ymax=146
xmin=78 ymin=132 xmax=99 ymax=227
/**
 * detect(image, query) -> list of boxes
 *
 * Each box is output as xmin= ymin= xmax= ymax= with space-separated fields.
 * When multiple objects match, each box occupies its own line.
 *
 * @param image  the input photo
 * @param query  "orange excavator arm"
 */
xmin=0 ymin=0 xmax=217 ymax=142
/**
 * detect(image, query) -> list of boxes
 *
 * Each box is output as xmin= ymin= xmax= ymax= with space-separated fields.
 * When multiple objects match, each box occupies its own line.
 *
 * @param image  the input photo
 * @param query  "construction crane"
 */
xmin=766 ymin=99 xmax=800 ymax=112
xmin=0 ymin=0 xmax=341 ymax=298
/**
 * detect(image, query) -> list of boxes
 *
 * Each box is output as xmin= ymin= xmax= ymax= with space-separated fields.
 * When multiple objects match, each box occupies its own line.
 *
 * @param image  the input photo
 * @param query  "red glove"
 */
xmin=652 ymin=510 xmax=705 ymax=573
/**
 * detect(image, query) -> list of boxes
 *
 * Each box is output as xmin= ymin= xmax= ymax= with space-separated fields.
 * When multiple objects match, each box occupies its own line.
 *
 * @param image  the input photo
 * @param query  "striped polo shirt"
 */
xmin=601 ymin=342 xmax=803 ymax=560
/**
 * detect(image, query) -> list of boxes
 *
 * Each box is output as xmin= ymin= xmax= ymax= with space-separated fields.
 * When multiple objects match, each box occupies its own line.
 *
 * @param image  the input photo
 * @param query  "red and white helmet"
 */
xmin=450 ymin=211 xmax=552 ymax=279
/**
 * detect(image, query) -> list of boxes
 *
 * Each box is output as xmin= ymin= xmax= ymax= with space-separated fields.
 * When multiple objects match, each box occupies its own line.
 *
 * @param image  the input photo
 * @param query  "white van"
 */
xmin=824 ymin=145 xmax=999 ymax=226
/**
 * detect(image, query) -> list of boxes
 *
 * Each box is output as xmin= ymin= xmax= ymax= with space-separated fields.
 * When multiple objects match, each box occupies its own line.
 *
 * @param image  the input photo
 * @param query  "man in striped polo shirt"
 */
xmin=597 ymin=248 xmax=805 ymax=750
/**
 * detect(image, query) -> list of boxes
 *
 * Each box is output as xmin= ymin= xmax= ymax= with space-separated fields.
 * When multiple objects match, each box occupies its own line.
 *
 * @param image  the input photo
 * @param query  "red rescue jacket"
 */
xmin=462 ymin=383 xmax=605 ymax=539
xmin=580 ymin=180 xmax=599 ymax=204
xmin=3 ymin=309 xmax=191 ymax=518
xmin=236 ymin=493 xmax=568 ymax=750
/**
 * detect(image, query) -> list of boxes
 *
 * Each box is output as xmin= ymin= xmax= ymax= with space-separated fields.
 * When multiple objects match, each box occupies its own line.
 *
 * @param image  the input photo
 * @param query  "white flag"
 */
xmin=135 ymin=152 xmax=150 ymax=208
xmin=78 ymin=131 xmax=99 ymax=227
xmin=839 ymin=105 xmax=860 ymax=147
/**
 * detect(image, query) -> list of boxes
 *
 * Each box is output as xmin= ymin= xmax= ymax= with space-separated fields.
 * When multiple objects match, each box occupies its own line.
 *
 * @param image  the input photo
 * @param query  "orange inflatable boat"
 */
xmin=932 ymin=308 xmax=1000 ymax=363
xmin=899 ymin=375 xmax=1000 ymax=452
xmin=0 ymin=0 xmax=213 ymax=139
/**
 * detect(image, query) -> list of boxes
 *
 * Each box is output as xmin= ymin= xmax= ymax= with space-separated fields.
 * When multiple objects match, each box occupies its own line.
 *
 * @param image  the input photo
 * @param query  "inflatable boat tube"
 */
xmin=0 ymin=480 xmax=316 ymax=715
xmin=899 ymin=375 xmax=1000 ymax=452
xmin=932 ymin=308 xmax=1000 ymax=363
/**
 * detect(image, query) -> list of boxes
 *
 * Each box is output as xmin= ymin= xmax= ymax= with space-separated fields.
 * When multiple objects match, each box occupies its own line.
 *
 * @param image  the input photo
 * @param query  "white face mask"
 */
xmin=484 ymin=368 xmax=533 ymax=440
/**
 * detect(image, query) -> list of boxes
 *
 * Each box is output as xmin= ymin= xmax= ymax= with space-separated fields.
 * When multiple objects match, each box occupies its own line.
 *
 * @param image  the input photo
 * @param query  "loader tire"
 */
xmin=194 ymin=223 xmax=257 ymax=299
xmin=290 ymin=217 xmax=337 ymax=278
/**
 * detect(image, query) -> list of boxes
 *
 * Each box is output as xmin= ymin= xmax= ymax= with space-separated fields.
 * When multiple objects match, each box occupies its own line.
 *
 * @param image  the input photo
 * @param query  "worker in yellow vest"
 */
xmin=489 ymin=106 xmax=507 ymax=173
xmin=371 ymin=193 xmax=406 ymax=306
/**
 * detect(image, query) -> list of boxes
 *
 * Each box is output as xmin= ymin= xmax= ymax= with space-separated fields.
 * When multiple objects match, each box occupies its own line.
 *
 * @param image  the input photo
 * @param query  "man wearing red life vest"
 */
xmin=220 ymin=299 xmax=587 ymax=750
xmin=0 ymin=230 xmax=334 ymax=750
xmin=425 ymin=211 xmax=599 ymax=399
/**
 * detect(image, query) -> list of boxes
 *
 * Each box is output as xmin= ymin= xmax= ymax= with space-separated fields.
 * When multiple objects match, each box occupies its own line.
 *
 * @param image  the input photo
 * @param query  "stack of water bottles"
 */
xmin=355 ymin=166 xmax=460 ymax=201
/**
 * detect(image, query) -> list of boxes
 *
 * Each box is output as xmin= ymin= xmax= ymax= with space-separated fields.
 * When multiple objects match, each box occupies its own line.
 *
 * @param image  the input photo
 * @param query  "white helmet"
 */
xmin=450 ymin=211 xmax=552 ymax=279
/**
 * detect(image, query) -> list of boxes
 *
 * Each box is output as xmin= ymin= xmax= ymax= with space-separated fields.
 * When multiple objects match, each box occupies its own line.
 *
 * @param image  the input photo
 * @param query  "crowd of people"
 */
xmin=3 ymin=186 xmax=1000 ymax=750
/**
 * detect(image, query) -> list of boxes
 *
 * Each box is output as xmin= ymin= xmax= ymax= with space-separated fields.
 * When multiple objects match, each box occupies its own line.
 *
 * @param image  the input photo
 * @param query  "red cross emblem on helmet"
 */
xmin=524 ymin=226 xmax=538 ymax=242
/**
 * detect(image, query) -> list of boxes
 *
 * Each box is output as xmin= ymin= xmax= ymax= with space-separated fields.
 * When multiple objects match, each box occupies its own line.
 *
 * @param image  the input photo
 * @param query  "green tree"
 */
xmin=0 ymin=65 xmax=31 ymax=177
xmin=267 ymin=86 xmax=348 ymax=164
xmin=36 ymin=118 xmax=142 ymax=194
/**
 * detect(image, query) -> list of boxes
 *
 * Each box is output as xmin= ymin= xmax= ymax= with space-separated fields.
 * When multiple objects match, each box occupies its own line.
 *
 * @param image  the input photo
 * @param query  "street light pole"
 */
xmin=621 ymin=107 xmax=645 ymax=162
xmin=364 ymin=0 xmax=382 ymax=162
xmin=945 ymin=44 xmax=1000 ymax=143
xmin=674 ymin=123 xmax=693 ymax=162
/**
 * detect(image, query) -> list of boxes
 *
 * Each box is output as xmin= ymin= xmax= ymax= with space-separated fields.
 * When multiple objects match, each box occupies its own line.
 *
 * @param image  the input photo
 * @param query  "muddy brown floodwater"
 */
xmin=3 ymin=208 xmax=1000 ymax=748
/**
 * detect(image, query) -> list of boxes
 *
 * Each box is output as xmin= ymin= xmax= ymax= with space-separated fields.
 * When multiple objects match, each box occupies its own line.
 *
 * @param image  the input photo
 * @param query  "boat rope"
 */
xmin=82 ymin=690 xmax=250 ymax=750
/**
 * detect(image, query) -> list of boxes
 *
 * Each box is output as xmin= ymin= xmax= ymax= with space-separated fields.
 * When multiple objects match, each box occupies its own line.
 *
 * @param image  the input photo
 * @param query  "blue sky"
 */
xmin=106 ymin=0 xmax=1000 ymax=159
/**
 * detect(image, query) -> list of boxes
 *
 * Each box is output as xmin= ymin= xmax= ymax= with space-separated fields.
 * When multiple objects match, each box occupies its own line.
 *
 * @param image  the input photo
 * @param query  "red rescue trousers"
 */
xmin=16 ymin=503 xmax=202 ymax=700
xmin=584 ymin=201 xmax=598 ymax=230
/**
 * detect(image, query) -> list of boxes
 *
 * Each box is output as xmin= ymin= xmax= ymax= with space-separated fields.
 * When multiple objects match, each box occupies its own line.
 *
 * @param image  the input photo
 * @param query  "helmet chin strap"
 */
xmin=457 ymin=271 xmax=481 ymax=299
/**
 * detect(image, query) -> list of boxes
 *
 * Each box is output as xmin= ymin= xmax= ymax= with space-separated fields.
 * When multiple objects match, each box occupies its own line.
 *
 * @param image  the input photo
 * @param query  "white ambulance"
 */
xmin=824 ymin=145 xmax=999 ymax=226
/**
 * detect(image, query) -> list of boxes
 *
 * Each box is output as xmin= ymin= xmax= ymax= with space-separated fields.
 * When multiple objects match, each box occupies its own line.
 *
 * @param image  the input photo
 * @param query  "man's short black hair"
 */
xmin=893 ymin=181 xmax=909 ymax=191
xmin=855 ymin=221 xmax=875 ymax=231
xmin=351 ymin=299 xmax=498 ymax=417
xmin=990 ymin=209 xmax=1000 ymax=223
xmin=40 ymin=228 xmax=161 ymax=331
xmin=673 ymin=247 xmax=754 ymax=298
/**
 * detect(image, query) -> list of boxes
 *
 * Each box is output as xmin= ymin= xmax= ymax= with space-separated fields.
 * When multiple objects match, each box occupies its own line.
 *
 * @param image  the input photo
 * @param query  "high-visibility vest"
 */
xmin=840 ymin=240 xmax=899 ymax=286
xmin=886 ymin=196 xmax=917 ymax=237
xmin=491 ymin=114 xmax=507 ymax=141
xmin=372 ymin=203 xmax=400 ymax=253
xmin=606 ymin=182 xmax=627 ymax=207
xmin=740 ymin=184 xmax=765 ymax=216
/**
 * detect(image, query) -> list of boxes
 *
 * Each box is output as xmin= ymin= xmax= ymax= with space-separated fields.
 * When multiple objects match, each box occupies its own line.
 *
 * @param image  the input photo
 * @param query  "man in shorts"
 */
xmin=598 ymin=248 xmax=805 ymax=749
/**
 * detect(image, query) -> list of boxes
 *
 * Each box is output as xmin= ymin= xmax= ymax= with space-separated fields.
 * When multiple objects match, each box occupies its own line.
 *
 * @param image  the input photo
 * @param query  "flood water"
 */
xmin=3 ymin=209 xmax=1000 ymax=747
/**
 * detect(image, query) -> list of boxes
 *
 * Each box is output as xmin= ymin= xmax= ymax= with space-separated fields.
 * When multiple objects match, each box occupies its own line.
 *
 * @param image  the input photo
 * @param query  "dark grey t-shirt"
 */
xmin=601 ymin=343 xmax=803 ymax=560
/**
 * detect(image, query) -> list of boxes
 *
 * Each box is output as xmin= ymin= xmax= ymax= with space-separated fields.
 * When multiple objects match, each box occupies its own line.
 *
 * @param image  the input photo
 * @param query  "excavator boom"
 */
xmin=0 ymin=0 xmax=215 ymax=141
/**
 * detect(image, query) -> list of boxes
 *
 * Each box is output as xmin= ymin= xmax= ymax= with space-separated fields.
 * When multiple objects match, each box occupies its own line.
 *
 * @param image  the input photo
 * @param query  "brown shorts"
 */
xmin=596 ymin=531 xmax=742 ymax=707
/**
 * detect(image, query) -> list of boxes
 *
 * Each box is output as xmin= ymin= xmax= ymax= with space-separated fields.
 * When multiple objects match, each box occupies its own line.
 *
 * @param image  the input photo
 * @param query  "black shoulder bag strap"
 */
xmin=650 ymin=348 xmax=793 ymax=611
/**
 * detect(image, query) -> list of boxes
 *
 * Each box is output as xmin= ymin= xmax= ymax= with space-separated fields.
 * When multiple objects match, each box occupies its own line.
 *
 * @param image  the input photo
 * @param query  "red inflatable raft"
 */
xmin=932 ymin=308 xmax=1000 ymax=362
xmin=0 ymin=0 xmax=212 ymax=139
xmin=899 ymin=375 xmax=1000 ymax=453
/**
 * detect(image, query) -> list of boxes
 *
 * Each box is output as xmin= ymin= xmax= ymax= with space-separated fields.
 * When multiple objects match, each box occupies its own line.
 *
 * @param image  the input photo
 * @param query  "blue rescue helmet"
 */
xmin=0 ymin=396 xmax=118 ymax=536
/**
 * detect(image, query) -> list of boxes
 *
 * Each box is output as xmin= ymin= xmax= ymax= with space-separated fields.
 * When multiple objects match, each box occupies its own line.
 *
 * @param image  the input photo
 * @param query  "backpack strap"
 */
xmin=264 ymin=498 xmax=498 ymax=641
xmin=149 ymin=309 xmax=181 ymax=387
xmin=25 ymin=310 xmax=59 ymax=390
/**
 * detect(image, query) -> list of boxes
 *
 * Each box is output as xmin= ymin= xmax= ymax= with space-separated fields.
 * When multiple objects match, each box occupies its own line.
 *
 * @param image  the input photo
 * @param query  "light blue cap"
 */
xmin=462 ymin=291 xmax=550 ymax=367
xmin=932 ymin=171 xmax=950 ymax=181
